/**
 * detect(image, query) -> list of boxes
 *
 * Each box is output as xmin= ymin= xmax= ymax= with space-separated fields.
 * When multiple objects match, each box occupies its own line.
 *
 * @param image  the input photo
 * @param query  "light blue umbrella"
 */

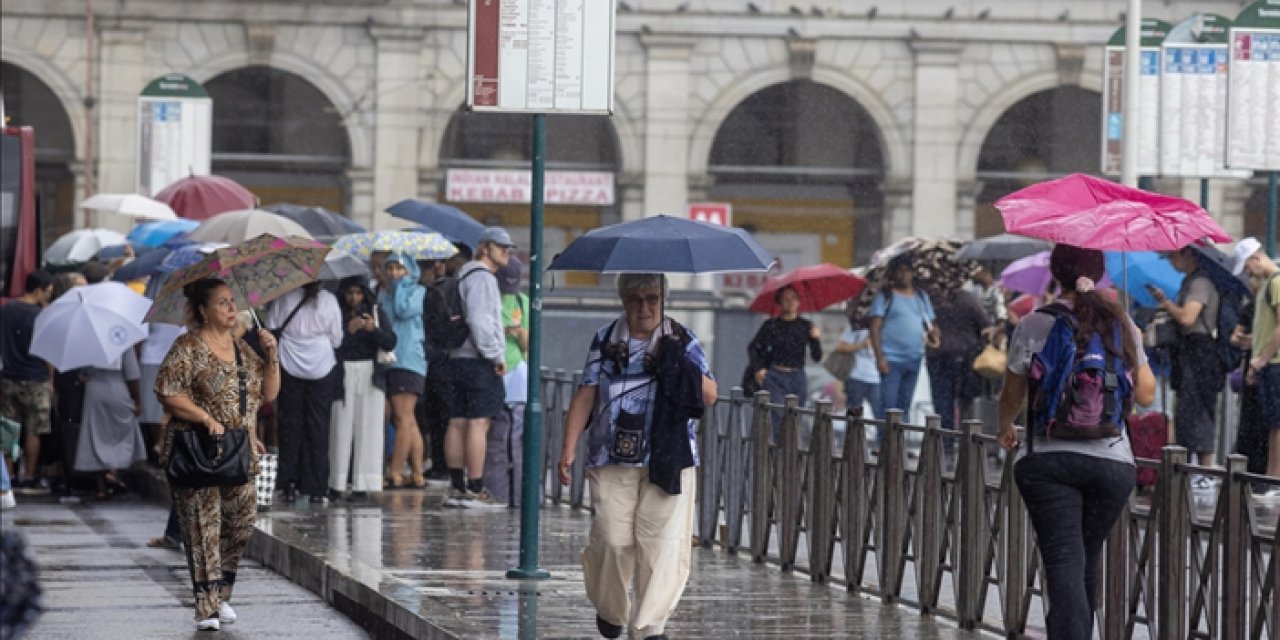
xmin=1104 ymin=251 xmax=1183 ymax=307
xmin=127 ymin=219 xmax=200 ymax=247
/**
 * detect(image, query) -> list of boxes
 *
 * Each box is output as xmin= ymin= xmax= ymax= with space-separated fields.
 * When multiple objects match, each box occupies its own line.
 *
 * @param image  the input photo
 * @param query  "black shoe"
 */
xmin=348 ymin=491 xmax=368 ymax=502
xmin=595 ymin=614 xmax=623 ymax=639
xmin=644 ymin=635 xmax=668 ymax=640
xmin=309 ymin=494 xmax=327 ymax=505
xmin=328 ymin=489 xmax=344 ymax=502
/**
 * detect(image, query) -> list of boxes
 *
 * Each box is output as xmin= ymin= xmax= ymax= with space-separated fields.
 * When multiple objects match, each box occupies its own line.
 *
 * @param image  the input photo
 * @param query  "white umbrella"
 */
xmin=44 ymin=228 xmax=128 ymax=264
xmin=80 ymin=193 xmax=178 ymax=221
xmin=185 ymin=208 xmax=312 ymax=244
xmin=30 ymin=281 xmax=151 ymax=371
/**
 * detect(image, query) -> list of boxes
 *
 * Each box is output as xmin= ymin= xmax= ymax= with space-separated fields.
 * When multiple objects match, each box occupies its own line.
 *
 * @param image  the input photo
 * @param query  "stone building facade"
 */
xmin=1 ymin=0 xmax=1268 ymax=267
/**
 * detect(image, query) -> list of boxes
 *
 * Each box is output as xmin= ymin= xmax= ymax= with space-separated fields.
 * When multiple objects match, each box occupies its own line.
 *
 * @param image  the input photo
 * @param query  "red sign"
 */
xmin=687 ymin=202 xmax=732 ymax=227
xmin=446 ymin=169 xmax=615 ymax=206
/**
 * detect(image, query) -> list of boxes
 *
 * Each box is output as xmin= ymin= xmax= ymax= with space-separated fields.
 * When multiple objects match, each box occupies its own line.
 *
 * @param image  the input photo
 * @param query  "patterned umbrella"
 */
xmin=845 ymin=237 xmax=981 ymax=323
xmin=332 ymin=230 xmax=457 ymax=261
xmin=145 ymin=234 xmax=330 ymax=325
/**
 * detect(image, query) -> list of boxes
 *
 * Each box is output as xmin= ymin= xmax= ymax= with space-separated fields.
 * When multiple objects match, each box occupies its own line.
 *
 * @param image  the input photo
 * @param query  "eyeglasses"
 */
xmin=623 ymin=293 xmax=661 ymax=307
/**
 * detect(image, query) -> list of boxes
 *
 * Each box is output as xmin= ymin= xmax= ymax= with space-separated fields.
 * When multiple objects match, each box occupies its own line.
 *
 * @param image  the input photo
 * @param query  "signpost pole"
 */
xmin=1200 ymin=179 xmax=1209 ymax=209
xmin=508 ymin=112 xmax=550 ymax=581
xmin=1120 ymin=0 xmax=1142 ymax=187
xmin=1268 ymin=171 xmax=1278 ymax=257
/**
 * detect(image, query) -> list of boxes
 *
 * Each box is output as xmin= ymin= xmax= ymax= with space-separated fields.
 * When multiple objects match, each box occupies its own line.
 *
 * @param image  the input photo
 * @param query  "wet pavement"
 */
xmin=250 ymin=489 xmax=987 ymax=639
xmin=4 ymin=495 xmax=369 ymax=639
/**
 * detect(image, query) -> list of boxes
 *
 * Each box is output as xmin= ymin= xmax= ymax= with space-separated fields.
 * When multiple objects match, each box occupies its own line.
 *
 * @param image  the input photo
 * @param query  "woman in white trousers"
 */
xmin=330 ymin=277 xmax=397 ymax=498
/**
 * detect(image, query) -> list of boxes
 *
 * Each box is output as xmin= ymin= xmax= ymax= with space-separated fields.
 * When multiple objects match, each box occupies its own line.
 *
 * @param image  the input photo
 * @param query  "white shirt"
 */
xmin=266 ymin=288 xmax=343 ymax=380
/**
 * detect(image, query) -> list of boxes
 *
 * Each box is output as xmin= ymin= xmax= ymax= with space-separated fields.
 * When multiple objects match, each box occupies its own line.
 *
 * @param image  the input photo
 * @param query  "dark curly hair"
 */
xmin=183 ymin=277 xmax=229 ymax=328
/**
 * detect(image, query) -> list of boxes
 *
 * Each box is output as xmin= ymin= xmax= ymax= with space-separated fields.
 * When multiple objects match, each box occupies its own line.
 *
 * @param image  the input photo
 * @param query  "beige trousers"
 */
xmin=582 ymin=465 xmax=696 ymax=638
xmin=329 ymin=360 xmax=385 ymax=492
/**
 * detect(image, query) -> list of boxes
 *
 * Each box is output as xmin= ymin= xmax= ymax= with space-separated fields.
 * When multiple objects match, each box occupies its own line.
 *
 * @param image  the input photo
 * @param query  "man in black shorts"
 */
xmin=444 ymin=228 xmax=513 ymax=507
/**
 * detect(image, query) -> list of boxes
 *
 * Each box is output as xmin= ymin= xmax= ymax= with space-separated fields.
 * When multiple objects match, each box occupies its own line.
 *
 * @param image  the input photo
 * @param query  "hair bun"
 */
xmin=183 ymin=281 xmax=199 ymax=300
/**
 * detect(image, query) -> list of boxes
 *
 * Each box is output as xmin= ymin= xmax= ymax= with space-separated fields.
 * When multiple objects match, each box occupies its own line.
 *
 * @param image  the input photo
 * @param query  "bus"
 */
xmin=1 ymin=125 xmax=39 ymax=299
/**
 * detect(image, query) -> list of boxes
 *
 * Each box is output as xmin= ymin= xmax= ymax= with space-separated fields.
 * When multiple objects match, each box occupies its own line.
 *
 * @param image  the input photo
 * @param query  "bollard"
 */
xmin=918 ymin=414 xmax=944 ymax=612
xmin=750 ymin=390 xmax=773 ymax=563
xmin=778 ymin=395 xmax=802 ymax=570
xmin=1221 ymin=454 xmax=1247 ymax=640
xmin=1157 ymin=446 xmax=1188 ymax=639
xmin=956 ymin=419 xmax=986 ymax=630
xmin=842 ymin=404 xmax=870 ymax=593
xmin=697 ymin=397 xmax=721 ymax=549
xmin=808 ymin=400 xmax=834 ymax=583
xmin=878 ymin=409 xmax=906 ymax=601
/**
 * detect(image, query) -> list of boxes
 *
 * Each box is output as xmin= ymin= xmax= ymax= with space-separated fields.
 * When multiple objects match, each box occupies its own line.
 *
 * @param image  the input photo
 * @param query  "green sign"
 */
xmin=1107 ymin=18 xmax=1173 ymax=47
xmin=1235 ymin=0 xmax=1280 ymax=29
xmin=139 ymin=74 xmax=209 ymax=99
xmin=1164 ymin=14 xmax=1232 ymax=44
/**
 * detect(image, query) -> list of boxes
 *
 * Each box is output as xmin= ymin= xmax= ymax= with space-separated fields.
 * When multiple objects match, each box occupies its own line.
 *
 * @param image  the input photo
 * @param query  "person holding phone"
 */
xmin=330 ymin=276 xmax=397 ymax=500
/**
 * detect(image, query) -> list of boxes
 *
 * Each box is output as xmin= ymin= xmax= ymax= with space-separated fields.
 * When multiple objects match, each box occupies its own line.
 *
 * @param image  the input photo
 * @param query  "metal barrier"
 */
xmin=537 ymin=370 xmax=1277 ymax=639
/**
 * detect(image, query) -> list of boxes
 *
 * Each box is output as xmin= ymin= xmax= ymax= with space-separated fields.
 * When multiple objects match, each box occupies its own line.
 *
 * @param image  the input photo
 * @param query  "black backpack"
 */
xmin=424 ymin=268 xmax=483 ymax=351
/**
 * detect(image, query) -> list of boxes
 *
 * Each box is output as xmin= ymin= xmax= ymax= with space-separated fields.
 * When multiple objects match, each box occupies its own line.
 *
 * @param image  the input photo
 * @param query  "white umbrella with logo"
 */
xmin=29 ymin=281 xmax=152 ymax=372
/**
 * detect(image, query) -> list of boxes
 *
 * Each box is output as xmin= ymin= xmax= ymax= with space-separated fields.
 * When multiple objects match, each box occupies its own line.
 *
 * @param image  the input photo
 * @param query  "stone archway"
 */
xmin=707 ymin=80 xmax=886 ymax=265
xmin=971 ymin=85 xmax=1102 ymax=237
xmin=204 ymin=65 xmax=353 ymax=213
xmin=1 ymin=61 xmax=77 ymax=245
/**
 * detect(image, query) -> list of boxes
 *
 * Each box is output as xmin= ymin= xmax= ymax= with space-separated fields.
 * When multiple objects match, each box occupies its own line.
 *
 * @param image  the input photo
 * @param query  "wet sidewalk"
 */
xmin=246 ymin=488 xmax=986 ymax=639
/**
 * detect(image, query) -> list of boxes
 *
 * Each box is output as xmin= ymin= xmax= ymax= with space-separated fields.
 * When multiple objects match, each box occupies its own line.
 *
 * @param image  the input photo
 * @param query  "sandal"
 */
xmin=147 ymin=536 xmax=180 ymax=549
xmin=384 ymin=473 xmax=404 ymax=490
xmin=410 ymin=474 xmax=426 ymax=489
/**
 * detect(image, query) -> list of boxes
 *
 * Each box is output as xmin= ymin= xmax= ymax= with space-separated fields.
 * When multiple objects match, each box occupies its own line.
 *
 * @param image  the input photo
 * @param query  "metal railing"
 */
xmin=536 ymin=370 xmax=1276 ymax=639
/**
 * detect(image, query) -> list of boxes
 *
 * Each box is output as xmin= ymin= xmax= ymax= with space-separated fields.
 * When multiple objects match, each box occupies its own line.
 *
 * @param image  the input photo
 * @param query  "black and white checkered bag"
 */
xmin=255 ymin=453 xmax=278 ymax=509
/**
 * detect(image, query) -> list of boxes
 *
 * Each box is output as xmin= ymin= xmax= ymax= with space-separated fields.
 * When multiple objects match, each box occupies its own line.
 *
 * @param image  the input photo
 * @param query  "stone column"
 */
xmin=369 ymin=26 xmax=425 ymax=231
xmin=882 ymin=177 xmax=914 ymax=243
xmin=909 ymin=41 xmax=963 ymax=239
xmin=956 ymin=180 xmax=982 ymax=239
xmin=96 ymin=20 xmax=149 ymax=231
xmin=640 ymin=35 xmax=695 ymax=221
xmin=347 ymin=167 xmax=375 ymax=232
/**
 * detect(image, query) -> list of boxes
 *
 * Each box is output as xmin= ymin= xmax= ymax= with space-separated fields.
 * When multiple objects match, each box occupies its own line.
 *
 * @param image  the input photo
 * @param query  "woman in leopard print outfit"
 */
xmin=155 ymin=278 xmax=281 ymax=631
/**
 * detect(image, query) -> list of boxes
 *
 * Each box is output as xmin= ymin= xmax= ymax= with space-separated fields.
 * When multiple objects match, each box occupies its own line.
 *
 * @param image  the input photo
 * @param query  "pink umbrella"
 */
xmin=1000 ymin=250 xmax=1112 ymax=296
xmin=155 ymin=175 xmax=257 ymax=221
xmin=995 ymin=173 xmax=1231 ymax=251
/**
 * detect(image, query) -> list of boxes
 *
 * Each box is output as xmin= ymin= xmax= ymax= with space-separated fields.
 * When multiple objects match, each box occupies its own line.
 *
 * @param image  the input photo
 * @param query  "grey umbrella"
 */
xmin=319 ymin=249 xmax=370 ymax=281
xmin=956 ymin=233 xmax=1053 ymax=271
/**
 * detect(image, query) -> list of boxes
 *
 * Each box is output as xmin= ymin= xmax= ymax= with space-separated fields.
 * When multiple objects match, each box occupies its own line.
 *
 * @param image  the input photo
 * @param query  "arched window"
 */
xmin=709 ymin=81 xmax=885 ymax=265
xmin=204 ymin=66 xmax=352 ymax=212
xmin=1 ymin=62 xmax=76 ymax=247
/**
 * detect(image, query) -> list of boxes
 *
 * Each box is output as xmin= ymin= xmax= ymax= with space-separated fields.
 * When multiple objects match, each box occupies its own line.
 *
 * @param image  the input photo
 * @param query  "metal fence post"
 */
xmin=697 ymin=397 xmax=722 ymax=548
xmin=879 ymin=409 xmax=905 ymax=602
xmin=842 ymin=404 xmax=870 ymax=593
xmin=957 ymin=419 xmax=986 ymax=630
xmin=750 ymin=390 xmax=773 ymax=563
xmin=919 ymin=414 xmax=944 ymax=612
xmin=1001 ymin=450 xmax=1029 ymax=636
xmin=808 ymin=400 xmax=834 ymax=583
xmin=1157 ymin=446 xmax=1188 ymax=639
xmin=723 ymin=388 xmax=747 ymax=552
xmin=1102 ymin=483 xmax=1130 ymax=639
xmin=1222 ymin=454 xmax=1247 ymax=640
xmin=778 ymin=394 xmax=801 ymax=571
xmin=543 ymin=369 xmax=564 ymax=505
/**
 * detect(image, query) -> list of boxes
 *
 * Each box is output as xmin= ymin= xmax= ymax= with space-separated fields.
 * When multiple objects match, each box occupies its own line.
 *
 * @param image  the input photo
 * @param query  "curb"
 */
xmin=124 ymin=463 xmax=458 ymax=640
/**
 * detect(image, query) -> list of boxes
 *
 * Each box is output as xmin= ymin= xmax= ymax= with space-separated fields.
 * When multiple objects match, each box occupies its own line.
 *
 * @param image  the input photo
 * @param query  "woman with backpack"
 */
xmin=996 ymin=244 xmax=1156 ymax=640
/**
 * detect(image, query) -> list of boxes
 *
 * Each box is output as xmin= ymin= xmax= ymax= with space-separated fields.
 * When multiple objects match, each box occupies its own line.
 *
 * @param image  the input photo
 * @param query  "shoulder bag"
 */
xmin=165 ymin=342 xmax=252 ymax=488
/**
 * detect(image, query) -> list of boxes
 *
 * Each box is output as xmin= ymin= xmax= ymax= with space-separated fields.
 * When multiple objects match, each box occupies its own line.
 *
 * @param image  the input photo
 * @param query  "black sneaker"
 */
xmin=596 ymin=614 xmax=623 ymax=639
xmin=644 ymin=635 xmax=668 ymax=640
xmin=281 ymin=487 xmax=297 ymax=504
xmin=348 ymin=491 xmax=369 ymax=502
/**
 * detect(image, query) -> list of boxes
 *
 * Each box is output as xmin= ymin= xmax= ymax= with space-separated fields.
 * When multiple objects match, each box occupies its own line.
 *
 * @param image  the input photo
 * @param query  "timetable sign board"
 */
xmin=1159 ymin=45 xmax=1243 ymax=177
xmin=1102 ymin=47 xmax=1163 ymax=176
xmin=1227 ymin=27 xmax=1280 ymax=170
xmin=467 ymin=0 xmax=616 ymax=114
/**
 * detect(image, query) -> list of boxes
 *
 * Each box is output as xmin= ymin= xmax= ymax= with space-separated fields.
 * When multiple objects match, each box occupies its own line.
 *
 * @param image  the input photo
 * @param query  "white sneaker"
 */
xmin=196 ymin=617 xmax=220 ymax=631
xmin=463 ymin=489 xmax=508 ymax=509
xmin=1191 ymin=475 xmax=1218 ymax=492
xmin=0 ymin=491 xmax=15 ymax=510
xmin=218 ymin=601 xmax=237 ymax=623
xmin=443 ymin=488 xmax=469 ymax=508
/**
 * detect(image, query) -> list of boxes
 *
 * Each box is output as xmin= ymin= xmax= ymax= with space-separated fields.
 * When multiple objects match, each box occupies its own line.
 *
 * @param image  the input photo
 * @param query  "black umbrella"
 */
xmin=110 ymin=247 xmax=171 ymax=282
xmin=261 ymin=204 xmax=364 ymax=239
xmin=1189 ymin=241 xmax=1251 ymax=301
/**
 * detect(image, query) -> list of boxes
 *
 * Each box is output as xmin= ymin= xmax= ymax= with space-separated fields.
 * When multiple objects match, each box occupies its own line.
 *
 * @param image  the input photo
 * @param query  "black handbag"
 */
xmin=165 ymin=342 xmax=252 ymax=487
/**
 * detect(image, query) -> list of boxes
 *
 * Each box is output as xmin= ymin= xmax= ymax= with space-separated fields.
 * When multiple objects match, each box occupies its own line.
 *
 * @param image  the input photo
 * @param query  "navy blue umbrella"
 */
xmin=547 ymin=215 xmax=774 ymax=274
xmin=111 ymin=247 xmax=171 ymax=282
xmin=262 ymin=203 xmax=365 ymax=239
xmin=1190 ymin=242 xmax=1251 ymax=301
xmin=385 ymin=199 xmax=485 ymax=249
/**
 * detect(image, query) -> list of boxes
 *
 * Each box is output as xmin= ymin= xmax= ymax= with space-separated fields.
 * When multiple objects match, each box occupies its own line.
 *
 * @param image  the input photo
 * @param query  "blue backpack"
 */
xmin=1027 ymin=304 xmax=1132 ymax=443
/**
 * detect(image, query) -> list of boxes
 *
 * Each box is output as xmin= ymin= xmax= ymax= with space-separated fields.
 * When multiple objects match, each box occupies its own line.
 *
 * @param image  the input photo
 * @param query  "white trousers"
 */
xmin=582 ymin=465 xmax=696 ymax=638
xmin=329 ymin=360 xmax=385 ymax=492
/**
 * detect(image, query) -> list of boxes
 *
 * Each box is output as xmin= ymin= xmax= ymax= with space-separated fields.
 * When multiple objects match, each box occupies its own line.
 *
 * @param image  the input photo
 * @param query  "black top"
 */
xmin=336 ymin=305 xmax=397 ymax=362
xmin=0 ymin=301 xmax=48 ymax=382
xmin=931 ymin=289 xmax=988 ymax=357
xmin=747 ymin=317 xmax=821 ymax=370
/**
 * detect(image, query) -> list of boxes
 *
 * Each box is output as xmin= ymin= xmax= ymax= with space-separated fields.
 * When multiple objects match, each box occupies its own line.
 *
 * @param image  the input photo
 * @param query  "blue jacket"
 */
xmin=377 ymin=252 xmax=427 ymax=376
